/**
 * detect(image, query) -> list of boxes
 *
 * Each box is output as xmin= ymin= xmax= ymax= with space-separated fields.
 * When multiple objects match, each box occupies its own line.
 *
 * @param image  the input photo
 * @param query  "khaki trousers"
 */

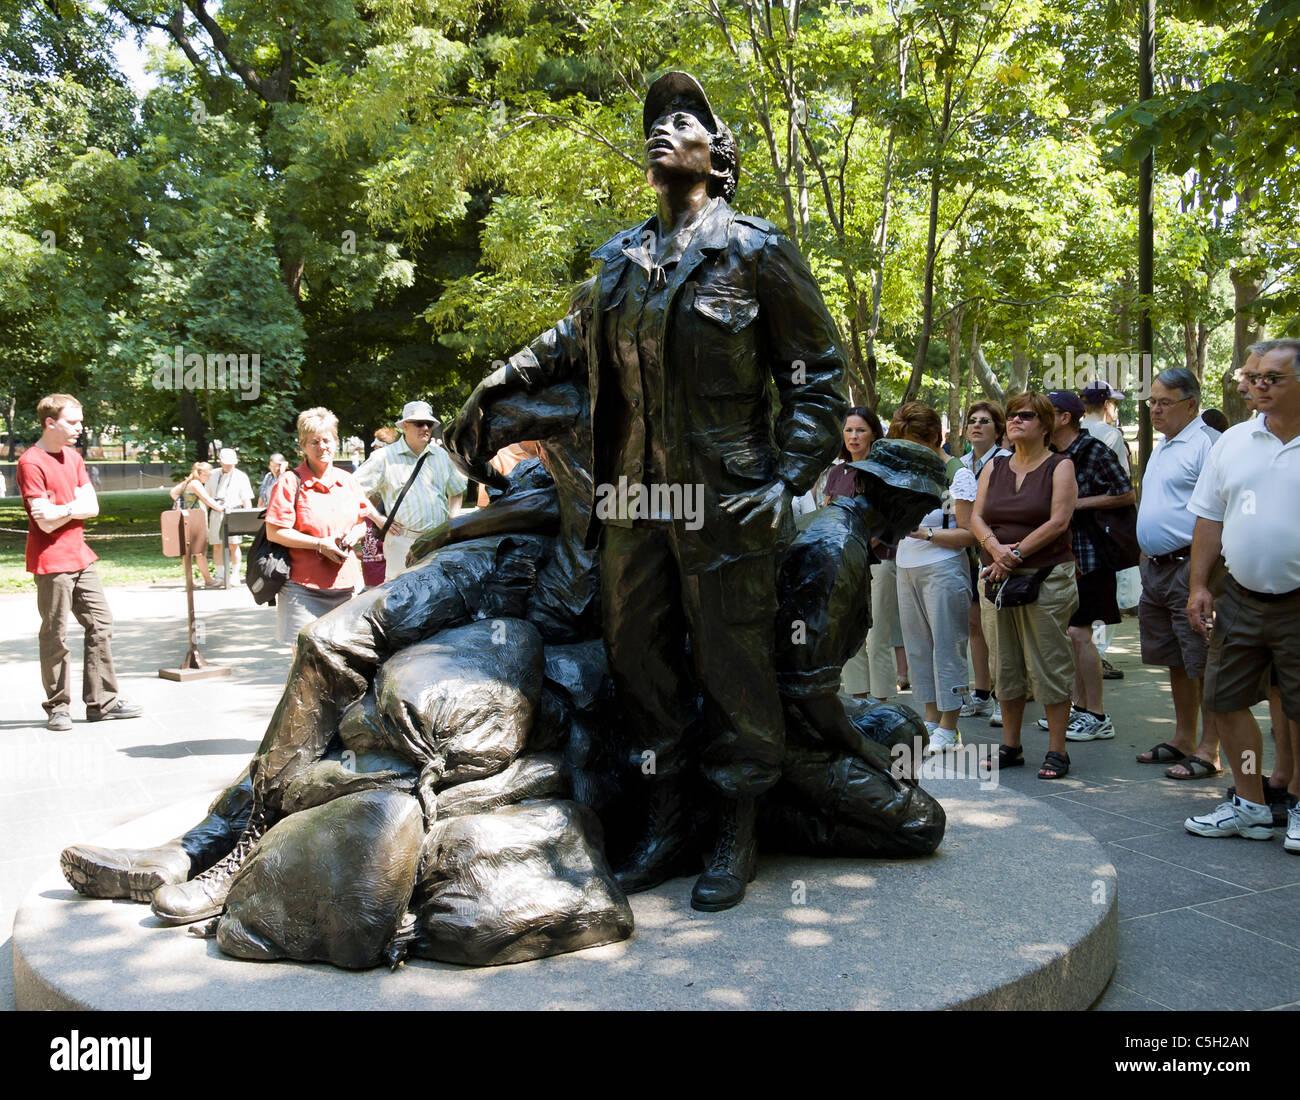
xmin=34 ymin=565 xmax=119 ymax=717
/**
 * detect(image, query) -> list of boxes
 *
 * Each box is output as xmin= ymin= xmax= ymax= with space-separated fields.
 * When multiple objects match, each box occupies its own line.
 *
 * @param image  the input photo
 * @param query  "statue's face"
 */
xmin=645 ymin=109 xmax=712 ymax=181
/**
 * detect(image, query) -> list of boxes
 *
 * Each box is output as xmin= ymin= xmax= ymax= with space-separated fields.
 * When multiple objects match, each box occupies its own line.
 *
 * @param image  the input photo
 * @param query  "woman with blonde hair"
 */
xmin=264 ymin=408 xmax=378 ymax=644
xmin=169 ymin=461 xmax=220 ymax=587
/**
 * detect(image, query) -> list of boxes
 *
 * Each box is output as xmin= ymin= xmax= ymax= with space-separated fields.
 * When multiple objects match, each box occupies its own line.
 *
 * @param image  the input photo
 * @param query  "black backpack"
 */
xmin=245 ymin=473 xmax=301 ymax=606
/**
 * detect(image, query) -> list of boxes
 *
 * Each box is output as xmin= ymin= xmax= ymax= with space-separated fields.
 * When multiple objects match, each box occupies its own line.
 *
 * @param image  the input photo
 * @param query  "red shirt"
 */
xmin=265 ymin=463 xmax=366 ymax=591
xmin=16 ymin=445 xmax=97 ymax=575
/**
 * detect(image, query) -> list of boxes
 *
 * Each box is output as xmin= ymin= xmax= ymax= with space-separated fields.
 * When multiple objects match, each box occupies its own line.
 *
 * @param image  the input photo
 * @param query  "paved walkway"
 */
xmin=2 ymin=584 xmax=1297 ymax=1010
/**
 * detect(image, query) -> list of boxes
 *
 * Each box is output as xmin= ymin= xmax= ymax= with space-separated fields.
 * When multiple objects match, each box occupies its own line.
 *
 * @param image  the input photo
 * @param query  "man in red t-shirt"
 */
xmin=16 ymin=394 xmax=143 ymax=730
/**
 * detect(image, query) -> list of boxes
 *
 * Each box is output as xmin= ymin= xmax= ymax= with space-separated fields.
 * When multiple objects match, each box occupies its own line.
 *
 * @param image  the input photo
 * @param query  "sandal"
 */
xmin=1038 ymin=750 xmax=1071 ymax=780
xmin=1166 ymin=755 xmax=1220 ymax=780
xmin=1137 ymin=742 xmax=1187 ymax=765
xmin=983 ymin=744 xmax=1024 ymax=773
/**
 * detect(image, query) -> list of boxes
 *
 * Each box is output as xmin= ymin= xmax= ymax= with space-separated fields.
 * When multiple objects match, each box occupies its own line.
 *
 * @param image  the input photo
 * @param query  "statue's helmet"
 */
xmin=845 ymin=439 xmax=949 ymax=541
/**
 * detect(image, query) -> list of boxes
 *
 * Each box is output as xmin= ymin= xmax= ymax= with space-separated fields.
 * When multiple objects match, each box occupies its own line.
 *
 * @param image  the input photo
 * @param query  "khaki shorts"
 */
xmin=1204 ymin=576 xmax=1300 ymax=722
xmin=980 ymin=561 xmax=1079 ymax=705
xmin=1138 ymin=556 xmax=1207 ymax=678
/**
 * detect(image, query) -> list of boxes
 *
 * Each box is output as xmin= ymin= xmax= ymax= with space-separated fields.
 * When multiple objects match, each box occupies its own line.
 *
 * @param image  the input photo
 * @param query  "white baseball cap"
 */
xmin=218 ymin=447 xmax=238 ymax=465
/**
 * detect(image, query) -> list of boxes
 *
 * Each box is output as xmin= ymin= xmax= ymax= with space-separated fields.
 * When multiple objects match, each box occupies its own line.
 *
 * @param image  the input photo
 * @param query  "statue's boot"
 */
xmin=151 ymin=805 xmax=273 ymax=926
xmin=690 ymin=796 xmax=757 ymax=912
xmin=61 ymin=842 xmax=193 ymax=903
xmin=613 ymin=782 xmax=697 ymax=895
xmin=61 ymin=777 xmax=255 ymax=903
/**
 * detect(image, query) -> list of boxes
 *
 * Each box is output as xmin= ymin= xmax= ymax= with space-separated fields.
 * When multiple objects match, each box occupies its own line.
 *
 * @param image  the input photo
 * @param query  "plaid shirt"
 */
xmin=1058 ymin=430 xmax=1132 ymax=574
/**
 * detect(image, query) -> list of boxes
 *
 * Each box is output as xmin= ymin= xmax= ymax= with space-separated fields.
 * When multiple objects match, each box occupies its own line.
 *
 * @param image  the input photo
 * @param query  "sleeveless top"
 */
xmin=979 ymin=453 xmax=1073 ymax=569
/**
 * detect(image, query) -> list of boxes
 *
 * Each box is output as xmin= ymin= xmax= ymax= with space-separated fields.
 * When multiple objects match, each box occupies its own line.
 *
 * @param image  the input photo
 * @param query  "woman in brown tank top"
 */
xmin=970 ymin=391 xmax=1080 ymax=779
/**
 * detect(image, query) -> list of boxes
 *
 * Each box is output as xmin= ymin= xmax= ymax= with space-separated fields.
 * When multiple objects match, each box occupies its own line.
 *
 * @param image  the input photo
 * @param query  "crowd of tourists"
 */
xmin=816 ymin=338 xmax=1299 ymax=859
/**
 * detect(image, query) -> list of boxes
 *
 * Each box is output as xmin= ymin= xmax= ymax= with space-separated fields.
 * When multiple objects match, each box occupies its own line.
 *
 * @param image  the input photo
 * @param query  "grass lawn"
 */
xmin=0 ymin=489 xmax=215 ymax=591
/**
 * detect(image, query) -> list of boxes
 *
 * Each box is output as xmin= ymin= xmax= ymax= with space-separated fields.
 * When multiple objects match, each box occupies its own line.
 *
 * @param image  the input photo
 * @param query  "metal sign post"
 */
xmin=159 ymin=508 xmax=231 ymax=682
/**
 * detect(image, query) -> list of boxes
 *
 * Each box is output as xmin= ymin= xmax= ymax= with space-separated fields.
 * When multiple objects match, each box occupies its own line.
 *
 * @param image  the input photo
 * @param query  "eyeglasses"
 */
xmin=1145 ymin=396 xmax=1192 ymax=409
xmin=966 ymin=417 xmax=994 ymax=426
xmin=1243 ymin=372 xmax=1295 ymax=387
xmin=1007 ymin=411 xmax=1040 ymax=422
xmin=408 ymin=420 xmax=435 ymax=428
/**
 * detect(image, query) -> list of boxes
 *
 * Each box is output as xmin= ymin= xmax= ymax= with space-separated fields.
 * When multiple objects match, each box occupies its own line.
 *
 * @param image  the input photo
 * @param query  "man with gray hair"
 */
xmin=1134 ymin=366 xmax=1222 ymax=779
xmin=1185 ymin=338 xmax=1300 ymax=851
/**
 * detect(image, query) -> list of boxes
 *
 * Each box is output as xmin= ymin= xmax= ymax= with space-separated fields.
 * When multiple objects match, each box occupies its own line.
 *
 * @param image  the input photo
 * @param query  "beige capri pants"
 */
xmin=979 ymin=561 xmax=1079 ymax=705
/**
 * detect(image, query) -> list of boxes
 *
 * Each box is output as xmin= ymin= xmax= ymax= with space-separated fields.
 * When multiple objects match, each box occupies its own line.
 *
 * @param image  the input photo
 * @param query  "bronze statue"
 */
xmin=58 ymin=74 xmax=949 ymax=969
xmin=449 ymin=72 xmax=847 ymax=911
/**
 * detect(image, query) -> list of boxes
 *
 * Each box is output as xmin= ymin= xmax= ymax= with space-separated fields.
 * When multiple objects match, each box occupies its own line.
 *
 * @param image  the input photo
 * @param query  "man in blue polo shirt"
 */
xmin=1133 ymin=368 xmax=1221 ymax=779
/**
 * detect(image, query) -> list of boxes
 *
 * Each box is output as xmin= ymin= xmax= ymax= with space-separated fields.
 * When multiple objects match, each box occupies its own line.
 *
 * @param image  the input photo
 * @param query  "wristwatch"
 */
xmin=1011 ymin=548 xmax=1023 ymax=560
xmin=924 ymin=527 xmax=934 ymax=541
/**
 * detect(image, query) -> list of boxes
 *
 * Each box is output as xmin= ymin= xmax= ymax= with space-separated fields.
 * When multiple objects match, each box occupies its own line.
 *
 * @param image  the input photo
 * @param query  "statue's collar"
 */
xmin=591 ymin=198 xmax=732 ymax=265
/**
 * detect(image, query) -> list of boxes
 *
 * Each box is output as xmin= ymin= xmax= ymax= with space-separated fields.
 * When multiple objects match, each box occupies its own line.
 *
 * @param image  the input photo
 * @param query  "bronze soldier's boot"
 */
xmin=151 ymin=805 xmax=273 ymax=925
xmin=613 ymin=781 xmax=697 ymax=895
xmin=61 ymin=774 xmax=256 ymax=903
xmin=61 ymin=842 xmax=194 ymax=903
xmin=690 ymin=796 xmax=758 ymax=912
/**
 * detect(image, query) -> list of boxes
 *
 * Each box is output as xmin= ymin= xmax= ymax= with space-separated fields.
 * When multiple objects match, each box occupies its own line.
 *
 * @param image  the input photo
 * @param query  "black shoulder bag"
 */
xmin=245 ymin=473 xmax=301 ymax=607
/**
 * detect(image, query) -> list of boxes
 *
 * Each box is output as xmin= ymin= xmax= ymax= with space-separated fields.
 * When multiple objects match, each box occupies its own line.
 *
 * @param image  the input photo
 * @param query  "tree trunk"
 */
xmin=844 ymin=273 xmax=875 ymax=410
xmin=970 ymin=320 xmax=1005 ymax=405
xmin=946 ymin=305 xmax=964 ymax=453
xmin=864 ymin=125 xmax=894 ymax=399
xmin=1116 ymin=270 xmax=1133 ymax=351
xmin=1227 ymin=264 xmax=1263 ymax=424
xmin=3 ymin=392 xmax=14 ymax=460
xmin=903 ymin=60 xmax=954 ymax=403
xmin=178 ymin=391 xmax=208 ymax=464
xmin=904 ymin=161 xmax=943 ymax=403
xmin=865 ymin=34 xmax=908 ymax=387
xmin=1009 ymin=340 xmax=1030 ymax=395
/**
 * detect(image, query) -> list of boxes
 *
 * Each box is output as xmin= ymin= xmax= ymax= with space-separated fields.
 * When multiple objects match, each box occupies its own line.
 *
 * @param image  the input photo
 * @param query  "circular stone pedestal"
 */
xmin=15 ymin=775 xmax=1116 ymax=1011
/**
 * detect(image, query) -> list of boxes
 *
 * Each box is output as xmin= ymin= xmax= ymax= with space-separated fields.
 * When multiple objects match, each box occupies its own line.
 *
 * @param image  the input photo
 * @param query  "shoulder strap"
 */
xmin=380 ymin=450 xmax=429 ymax=539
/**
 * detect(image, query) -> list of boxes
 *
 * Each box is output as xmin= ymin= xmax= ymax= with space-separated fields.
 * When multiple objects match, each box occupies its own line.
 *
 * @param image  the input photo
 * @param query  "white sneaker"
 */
xmin=960 ymin=694 xmax=994 ymax=719
xmin=989 ymin=704 xmax=1002 ymax=727
xmin=1065 ymin=713 xmax=1115 ymax=741
xmin=1286 ymin=805 xmax=1300 ymax=854
xmin=926 ymin=727 xmax=961 ymax=754
xmin=1185 ymin=797 xmax=1274 ymax=840
xmin=1038 ymin=705 xmax=1085 ymax=732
